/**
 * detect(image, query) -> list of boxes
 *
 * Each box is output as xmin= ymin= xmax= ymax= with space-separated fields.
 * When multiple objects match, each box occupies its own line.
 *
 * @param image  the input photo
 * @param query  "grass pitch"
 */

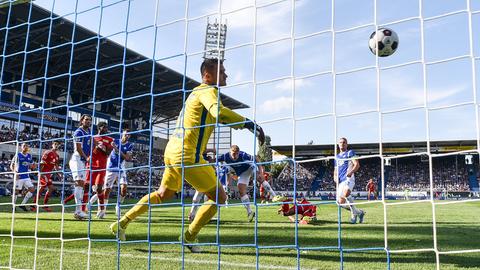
xmin=0 ymin=197 xmax=479 ymax=270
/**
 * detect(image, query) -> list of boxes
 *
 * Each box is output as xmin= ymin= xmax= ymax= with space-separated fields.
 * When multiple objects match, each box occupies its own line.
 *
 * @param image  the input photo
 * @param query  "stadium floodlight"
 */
xmin=384 ymin=158 xmax=391 ymax=166
xmin=465 ymin=154 xmax=473 ymax=165
xmin=203 ymin=18 xmax=227 ymax=61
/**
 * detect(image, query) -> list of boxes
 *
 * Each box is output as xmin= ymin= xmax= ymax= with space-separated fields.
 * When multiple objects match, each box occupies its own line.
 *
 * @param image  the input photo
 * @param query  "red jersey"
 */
xmin=41 ymin=149 xmax=59 ymax=173
xmin=297 ymin=198 xmax=316 ymax=217
xmin=367 ymin=182 xmax=376 ymax=192
xmin=280 ymin=198 xmax=316 ymax=217
xmin=263 ymin=172 xmax=270 ymax=182
xmin=90 ymin=136 xmax=115 ymax=169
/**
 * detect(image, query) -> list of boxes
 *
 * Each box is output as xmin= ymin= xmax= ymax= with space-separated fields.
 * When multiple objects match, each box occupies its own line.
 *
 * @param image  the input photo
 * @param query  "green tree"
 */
xmin=270 ymin=161 xmax=287 ymax=179
xmin=258 ymin=135 xmax=272 ymax=170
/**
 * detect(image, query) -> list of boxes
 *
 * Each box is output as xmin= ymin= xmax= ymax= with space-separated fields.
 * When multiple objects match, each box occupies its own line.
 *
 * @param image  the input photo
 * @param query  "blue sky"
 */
xmin=32 ymin=0 xmax=480 ymax=154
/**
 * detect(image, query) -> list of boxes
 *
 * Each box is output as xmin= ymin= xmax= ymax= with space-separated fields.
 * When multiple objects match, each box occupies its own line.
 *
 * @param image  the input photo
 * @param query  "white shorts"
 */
xmin=104 ymin=170 xmax=128 ymax=189
xmin=69 ymin=154 xmax=86 ymax=181
xmin=237 ymin=167 xmax=254 ymax=186
xmin=15 ymin=176 xmax=34 ymax=190
xmin=337 ymin=176 xmax=355 ymax=201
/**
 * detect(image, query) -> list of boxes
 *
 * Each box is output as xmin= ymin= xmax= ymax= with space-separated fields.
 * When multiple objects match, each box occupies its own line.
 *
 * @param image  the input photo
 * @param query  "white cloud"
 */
xmin=273 ymin=78 xmax=314 ymax=92
xmin=260 ymin=96 xmax=293 ymax=114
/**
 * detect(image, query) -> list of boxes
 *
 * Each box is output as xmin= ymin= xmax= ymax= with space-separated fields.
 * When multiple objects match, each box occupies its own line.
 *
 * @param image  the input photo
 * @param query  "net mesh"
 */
xmin=0 ymin=0 xmax=479 ymax=269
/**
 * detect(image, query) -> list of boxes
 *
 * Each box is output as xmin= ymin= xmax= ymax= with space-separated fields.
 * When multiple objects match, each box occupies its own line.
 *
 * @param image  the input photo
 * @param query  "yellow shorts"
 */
xmin=160 ymin=158 xmax=217 ymax=193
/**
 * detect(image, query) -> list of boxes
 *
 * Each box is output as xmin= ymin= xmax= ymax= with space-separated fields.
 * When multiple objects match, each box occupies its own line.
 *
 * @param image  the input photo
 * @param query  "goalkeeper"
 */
xmin=110 ymin=58 xmax=265 ymax=253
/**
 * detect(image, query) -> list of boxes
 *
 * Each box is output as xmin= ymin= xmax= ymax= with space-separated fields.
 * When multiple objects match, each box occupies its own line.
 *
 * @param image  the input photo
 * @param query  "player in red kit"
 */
xmin=366 ymin=178 xmax=377 ymax=200
xmin=277 ymin=196 xmax=317 ymax=224
xmin=260 ymin=172 xmax=272 ymax=204
xmin=83 ymin=122 xmax=116 ymax=218
xmin=34 ymin=141 xmax=61 ymax=212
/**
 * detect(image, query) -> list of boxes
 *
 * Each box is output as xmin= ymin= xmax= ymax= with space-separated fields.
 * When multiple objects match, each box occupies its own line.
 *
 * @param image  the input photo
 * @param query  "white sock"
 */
xmin=21 ymin=192 xmax=33 ymax=205
xmin=90 ymin=194 xmax=98 ymax=205
xmin=346 ymin=196 xmax=360 ymax=215
xmin=74 ymin=186 xmax=84 ymax=212
xmin=223 ymin=185 xmax=229 ymax=204
xmin=240 ymin=194 xmax=252 ymax=215
xmin=120 ymin=196 xmax=125 ymax=204
xmin=190 ymin=191 xmax=203 ymax=217
xmin=13 ymin=194 xmax=18 ymax=204
xmin=261 ymin=181 xmax=276 ymax=197
xmin=104 ymin=199 xmax=109 ymax=210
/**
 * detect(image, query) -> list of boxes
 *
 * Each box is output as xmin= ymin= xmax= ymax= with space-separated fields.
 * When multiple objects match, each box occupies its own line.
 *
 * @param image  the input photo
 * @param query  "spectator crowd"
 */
xmin=1 ymin=125 xmax=477 ymax=197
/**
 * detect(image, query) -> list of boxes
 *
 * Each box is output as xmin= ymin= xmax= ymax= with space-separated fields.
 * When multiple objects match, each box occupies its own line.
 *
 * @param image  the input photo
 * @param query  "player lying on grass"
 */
xmin=277 ymin=196 xmax=317 ymax=224
xmin=110 ymin=58 xmax=265 ymax=253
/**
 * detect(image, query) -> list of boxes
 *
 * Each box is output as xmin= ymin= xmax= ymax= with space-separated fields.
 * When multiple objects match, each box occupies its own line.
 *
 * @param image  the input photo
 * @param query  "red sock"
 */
xmin=98 ymin=193 xmax=105 ymax=210
xmin=81 ymin=183 xmax=90 ymax=212
xmin=82 ymin=190 xmax=90 ymax=212
xmin=64 ymin=193 xmax=75 ymax=204
xmin=33 ymin=187 xmax=43 ymax=204
xmin=43 ymin=191 xmax=50 ymax=205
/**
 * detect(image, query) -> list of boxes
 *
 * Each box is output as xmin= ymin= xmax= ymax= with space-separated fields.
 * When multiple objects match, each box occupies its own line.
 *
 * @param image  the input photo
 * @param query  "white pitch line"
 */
xmin=0 ymin=243 xmax=311 ymax=270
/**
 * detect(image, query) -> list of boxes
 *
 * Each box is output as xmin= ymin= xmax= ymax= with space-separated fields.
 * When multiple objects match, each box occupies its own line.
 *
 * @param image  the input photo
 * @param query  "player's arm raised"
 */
xmin=197 ymin=88 xmax=265 ymax=145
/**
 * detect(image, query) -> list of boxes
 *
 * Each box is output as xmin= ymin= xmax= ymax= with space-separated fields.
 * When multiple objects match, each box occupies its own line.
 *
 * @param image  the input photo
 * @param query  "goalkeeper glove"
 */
xmin=244 ymin=118 xmax=265 ymax=145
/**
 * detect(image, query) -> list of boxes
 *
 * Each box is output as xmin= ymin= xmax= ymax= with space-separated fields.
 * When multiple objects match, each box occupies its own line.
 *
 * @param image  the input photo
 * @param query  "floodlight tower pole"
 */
xmin=203 ymin=18 xmax=228 ymax=153
xmin=204 ymin=18 xmax=227 ymax=60
xmin=381 ymin=158 xmax=391 ymax=200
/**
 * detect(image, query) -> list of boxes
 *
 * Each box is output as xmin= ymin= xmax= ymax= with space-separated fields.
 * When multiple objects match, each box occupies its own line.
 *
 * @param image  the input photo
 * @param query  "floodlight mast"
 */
xmin=204 ymin=18 xmax=227 ymax=61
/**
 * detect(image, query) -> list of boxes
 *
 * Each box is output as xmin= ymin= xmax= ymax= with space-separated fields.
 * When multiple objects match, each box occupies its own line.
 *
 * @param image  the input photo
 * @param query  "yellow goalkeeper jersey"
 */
xmin=165 ymin=84 xmax=245 ymax=164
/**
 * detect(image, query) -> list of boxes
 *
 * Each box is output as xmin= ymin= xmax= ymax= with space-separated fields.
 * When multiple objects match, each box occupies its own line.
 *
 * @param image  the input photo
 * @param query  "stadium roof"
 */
xmin=0 ymin=3 xmax=248 ymax=121
xmin=271 ymin=140 xmax=478 ymax=158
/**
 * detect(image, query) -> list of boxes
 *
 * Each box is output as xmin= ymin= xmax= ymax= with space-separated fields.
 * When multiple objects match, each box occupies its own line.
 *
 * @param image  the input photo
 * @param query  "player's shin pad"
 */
xmin=122 ymin=192 xmax=162 ymax=228
xmin=186 ymin=200 xmax=217 ymax=241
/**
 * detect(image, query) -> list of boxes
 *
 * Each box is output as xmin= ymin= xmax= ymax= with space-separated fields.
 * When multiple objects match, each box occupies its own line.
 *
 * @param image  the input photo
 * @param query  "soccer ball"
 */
xmin=368 ymin=28 xmax=399 ymax=57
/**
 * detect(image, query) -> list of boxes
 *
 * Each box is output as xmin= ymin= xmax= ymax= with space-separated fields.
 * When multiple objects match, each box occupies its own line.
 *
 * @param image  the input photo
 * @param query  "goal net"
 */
xmin=1 ymin=0 xmax=479 ymax=269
